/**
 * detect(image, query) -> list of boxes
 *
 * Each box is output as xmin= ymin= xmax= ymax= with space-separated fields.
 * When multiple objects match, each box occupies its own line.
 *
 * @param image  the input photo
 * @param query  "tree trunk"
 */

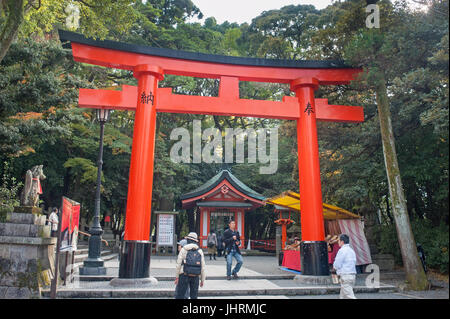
xmin=375 ymin=78 xmax=428 ymax=290
xmin=385 ymin=191 xmax=393 ymax=223
xmin=0 ymin=0 xmax=25 ymax=64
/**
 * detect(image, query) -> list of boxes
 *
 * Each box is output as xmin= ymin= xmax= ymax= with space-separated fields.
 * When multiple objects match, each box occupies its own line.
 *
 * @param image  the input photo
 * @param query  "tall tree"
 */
xmin=0 ymin=0 xmax=138 ymax=63
xmin=340 ymin=0 xmax=445 ymax=289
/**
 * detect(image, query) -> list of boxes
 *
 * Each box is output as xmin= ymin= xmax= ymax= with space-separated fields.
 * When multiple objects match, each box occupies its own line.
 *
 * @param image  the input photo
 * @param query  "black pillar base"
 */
xmin=119 ymin=240 xmax=152 ymax=278
xmin=300 ymin=241 xmax=330 ymax=276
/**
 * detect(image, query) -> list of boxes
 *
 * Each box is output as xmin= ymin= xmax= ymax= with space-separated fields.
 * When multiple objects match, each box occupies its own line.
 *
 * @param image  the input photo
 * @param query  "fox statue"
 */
xmin=20 ymin=165 xmax=46 ymax=207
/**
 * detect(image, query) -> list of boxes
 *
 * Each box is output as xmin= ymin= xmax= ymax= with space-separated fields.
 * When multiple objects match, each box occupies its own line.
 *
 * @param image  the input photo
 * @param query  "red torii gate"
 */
xmin=59 ymin=30 xmax=363 ymax=279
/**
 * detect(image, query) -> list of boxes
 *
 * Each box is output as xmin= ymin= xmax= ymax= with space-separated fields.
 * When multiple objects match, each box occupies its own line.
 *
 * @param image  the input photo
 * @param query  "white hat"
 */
xmin=185 ymin=232 xmax=199 ymax=242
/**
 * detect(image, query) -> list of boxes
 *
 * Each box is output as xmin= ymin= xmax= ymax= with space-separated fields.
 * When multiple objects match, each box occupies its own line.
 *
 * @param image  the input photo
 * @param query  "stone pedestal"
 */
xmin=0 ymin=209 xmax=56 ymax=298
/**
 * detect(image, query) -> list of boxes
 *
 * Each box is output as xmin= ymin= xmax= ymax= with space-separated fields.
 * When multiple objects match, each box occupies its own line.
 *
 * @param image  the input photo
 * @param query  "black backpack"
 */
xmin=183 ymin=248 xmax=202 ymax=276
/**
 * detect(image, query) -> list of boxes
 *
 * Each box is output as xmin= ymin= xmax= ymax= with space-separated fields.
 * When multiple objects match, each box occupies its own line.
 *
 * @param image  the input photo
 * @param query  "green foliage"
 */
xmin=63 ymin=157 xmax=99 ymax=184
xmin=20 ymin=0 xmax=138 ymax=40
xmin=0 ymin=161 xmax=22 ymax=220
xmin=376 ymin=219 xmax=449 ymax=273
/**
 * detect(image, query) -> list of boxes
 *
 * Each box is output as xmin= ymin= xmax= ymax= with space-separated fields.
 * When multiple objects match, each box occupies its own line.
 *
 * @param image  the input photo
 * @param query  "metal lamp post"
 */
xmin=79 ymin=108 xmax=111 ymax=275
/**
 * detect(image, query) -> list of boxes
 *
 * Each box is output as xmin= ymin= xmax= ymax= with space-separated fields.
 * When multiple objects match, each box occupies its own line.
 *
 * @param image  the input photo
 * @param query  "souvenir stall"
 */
xmin=266 ymin=191 xmax=372 ymax=273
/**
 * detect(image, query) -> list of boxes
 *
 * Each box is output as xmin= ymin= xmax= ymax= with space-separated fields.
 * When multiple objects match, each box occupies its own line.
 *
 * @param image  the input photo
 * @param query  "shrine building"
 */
xmin=181 ymin=169 xmax=266 ymax=249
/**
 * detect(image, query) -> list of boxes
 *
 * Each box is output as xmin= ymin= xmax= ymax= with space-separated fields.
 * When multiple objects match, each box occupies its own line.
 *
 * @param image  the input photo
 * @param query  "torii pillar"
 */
xmin=118 ymin=65 xmax=164 ymax=278
xmin=292 ymin=77 xmax=328 ymax=275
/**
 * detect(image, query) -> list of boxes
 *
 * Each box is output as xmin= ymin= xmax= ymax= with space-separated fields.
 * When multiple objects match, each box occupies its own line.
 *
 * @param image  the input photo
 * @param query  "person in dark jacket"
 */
xmin=223 ymin=220 xmax=243 ymax=280
xmin=216 ymin=233 xmax=224 ymax=257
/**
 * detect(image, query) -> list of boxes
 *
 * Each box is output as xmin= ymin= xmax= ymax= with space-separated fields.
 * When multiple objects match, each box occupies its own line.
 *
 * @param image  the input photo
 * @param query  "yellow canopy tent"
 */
xmin=265 ymin=190 xmax=360 ymax=220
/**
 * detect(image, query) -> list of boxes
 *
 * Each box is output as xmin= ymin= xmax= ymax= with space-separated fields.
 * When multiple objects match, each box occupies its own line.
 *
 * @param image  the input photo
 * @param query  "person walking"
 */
xmin=48 ymin=208 xmax=59 ymax=238
xmin=333 ymin=234 xmax=357 ymax=299
xmin=223 ymin=220 xmax=243 ymax=280
xmin=207 ymin=230 xmax=218 ymax=260
xmin=175 ymin=232 xmax=206 ymax=299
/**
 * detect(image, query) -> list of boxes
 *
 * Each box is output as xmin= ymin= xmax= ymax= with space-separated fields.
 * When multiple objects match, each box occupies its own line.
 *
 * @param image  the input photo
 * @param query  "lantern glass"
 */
xmin=96 ymin=109 xmax=111 ymax=122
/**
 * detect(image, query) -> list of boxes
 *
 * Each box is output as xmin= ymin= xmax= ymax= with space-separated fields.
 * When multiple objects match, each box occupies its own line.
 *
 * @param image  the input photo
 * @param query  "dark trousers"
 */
xmin=174 ymin=279 xmax=190 ymax=299
xmin=175 ymin=274 xmax=199 ymax=299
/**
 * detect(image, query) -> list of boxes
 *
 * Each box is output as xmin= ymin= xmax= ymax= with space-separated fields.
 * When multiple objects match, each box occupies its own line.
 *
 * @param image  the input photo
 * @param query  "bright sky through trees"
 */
xmin=189 ymin=0 xmax=429 ymax=24
xmin=190 ymin=0 xmax=333 ymax=24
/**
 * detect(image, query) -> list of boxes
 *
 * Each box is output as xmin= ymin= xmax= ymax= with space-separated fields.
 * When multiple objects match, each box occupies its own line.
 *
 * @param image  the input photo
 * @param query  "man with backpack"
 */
xmin=175 ymin=232 xmax=206 ymax=299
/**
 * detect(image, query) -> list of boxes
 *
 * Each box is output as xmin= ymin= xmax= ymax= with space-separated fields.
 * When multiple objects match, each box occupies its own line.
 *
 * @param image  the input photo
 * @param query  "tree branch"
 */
xmin=24 ymin=0 xmax=40 ymax=14
xmin=74 ymin=0 xmax=101 ymax=9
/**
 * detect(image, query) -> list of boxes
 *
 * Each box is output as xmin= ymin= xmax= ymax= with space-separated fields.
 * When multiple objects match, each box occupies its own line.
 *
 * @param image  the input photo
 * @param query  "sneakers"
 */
xmin=226 ymin=273 xmax=239 ymax=280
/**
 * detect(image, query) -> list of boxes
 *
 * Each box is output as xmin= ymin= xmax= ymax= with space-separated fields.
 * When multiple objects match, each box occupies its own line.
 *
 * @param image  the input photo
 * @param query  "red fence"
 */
xmin=249 ymin=239 xmax=276 ymax=252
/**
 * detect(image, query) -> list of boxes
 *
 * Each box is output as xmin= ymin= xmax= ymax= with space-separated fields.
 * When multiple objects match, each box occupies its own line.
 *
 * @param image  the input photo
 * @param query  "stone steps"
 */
xmin=75 ymin=272 xmax=296 ymax=282
xmin=41 ymin=280 xmax=397 ymax=299
xmin=73 ymin=270 xmax=405 ymax=282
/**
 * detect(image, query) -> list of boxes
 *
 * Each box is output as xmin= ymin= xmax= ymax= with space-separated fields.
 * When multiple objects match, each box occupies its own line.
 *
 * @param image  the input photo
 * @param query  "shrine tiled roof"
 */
xmin=180 ymin=170 xmax=266 ymax=202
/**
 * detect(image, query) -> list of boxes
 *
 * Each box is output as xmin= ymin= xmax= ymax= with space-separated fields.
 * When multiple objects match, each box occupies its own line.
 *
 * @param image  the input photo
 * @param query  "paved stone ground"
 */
xmin=197 ymin=292 xmax=447 ymax=299
xmin=48 ymin=254 xmax=448 ymax=299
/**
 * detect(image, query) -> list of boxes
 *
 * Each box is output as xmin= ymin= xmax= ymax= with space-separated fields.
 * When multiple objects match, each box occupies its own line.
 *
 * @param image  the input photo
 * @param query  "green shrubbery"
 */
xmin=0 ymin=161 xmax=22 ymax=222
xmin=375 ymin=219 xmax=449 ymax=274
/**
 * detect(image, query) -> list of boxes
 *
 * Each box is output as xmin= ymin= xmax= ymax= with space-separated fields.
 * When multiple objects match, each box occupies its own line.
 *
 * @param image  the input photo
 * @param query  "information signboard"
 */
xmin=157 ymin=214 xmax=174 ymax=246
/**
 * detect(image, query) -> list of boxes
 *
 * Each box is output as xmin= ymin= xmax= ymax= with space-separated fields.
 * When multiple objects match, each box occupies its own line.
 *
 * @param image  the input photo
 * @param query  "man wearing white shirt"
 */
xmin=48 ymin=208 xmax=59 ymax=237
xmin=333 ymin=234 xmax=357 ymax=299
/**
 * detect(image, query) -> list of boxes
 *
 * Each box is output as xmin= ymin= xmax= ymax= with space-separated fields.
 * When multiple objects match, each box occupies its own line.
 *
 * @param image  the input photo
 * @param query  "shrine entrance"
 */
xmin=181 ymin=169 xmax=266 ymax=249
xmin=210 ymin=211 xmax=234 ymax=237
xmin=59 ymin=30 xmax=364 ymax=279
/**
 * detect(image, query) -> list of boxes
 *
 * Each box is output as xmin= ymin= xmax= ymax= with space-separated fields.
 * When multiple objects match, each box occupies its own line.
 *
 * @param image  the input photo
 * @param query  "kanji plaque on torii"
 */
xmin=59 ymin=30 xmax=363 ymax=279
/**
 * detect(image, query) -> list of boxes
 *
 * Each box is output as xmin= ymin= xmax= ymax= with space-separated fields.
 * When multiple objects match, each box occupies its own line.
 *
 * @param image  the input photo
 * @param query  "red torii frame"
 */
xmin=59 ymin=30 xmax=363 ymax=278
